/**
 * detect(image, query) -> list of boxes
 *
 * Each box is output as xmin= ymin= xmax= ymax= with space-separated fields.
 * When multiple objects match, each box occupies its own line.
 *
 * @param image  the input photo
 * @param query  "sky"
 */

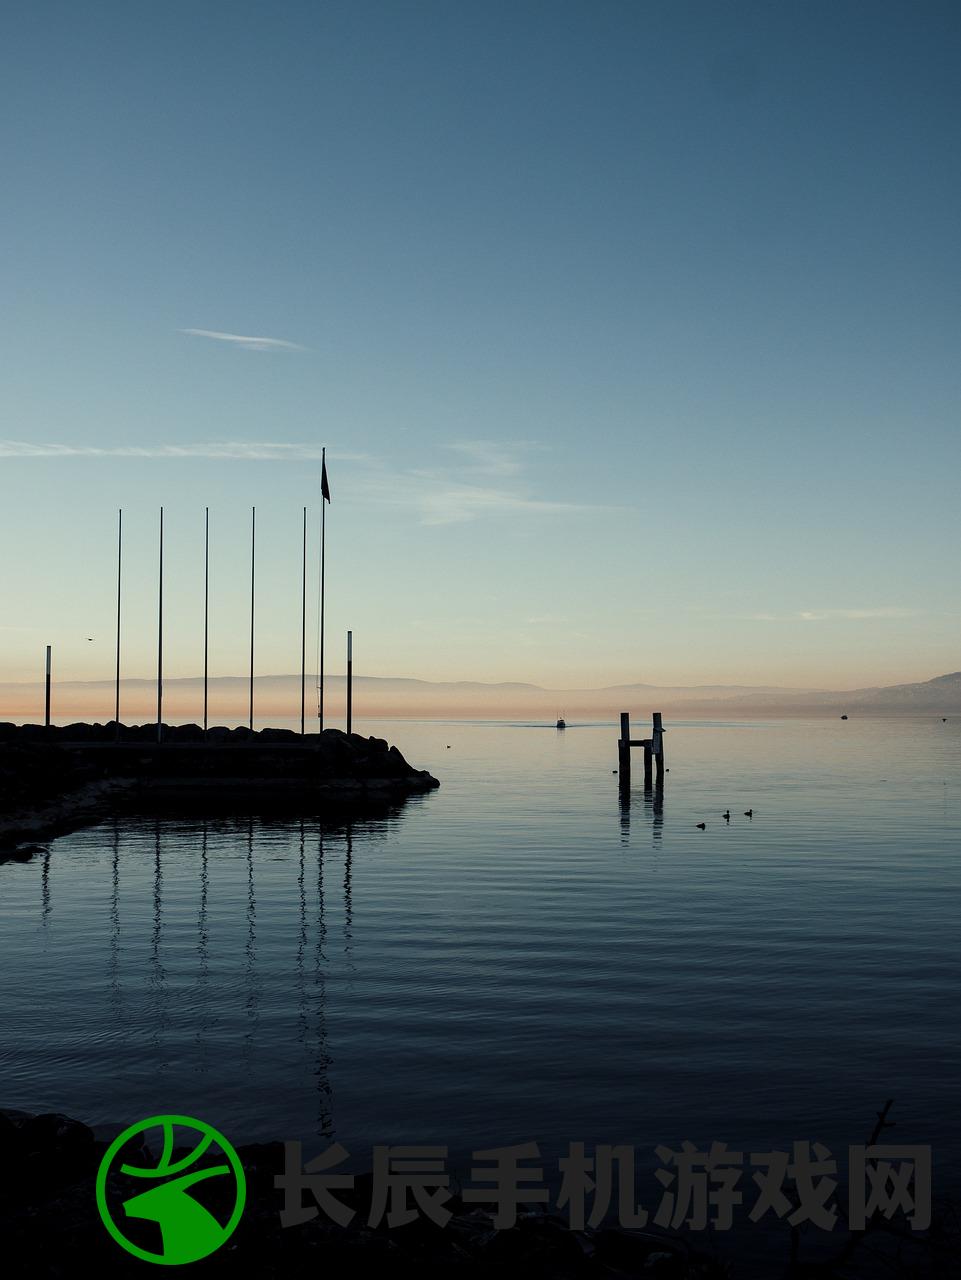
xmin=1 ymin=0 xmax=959 ymax=700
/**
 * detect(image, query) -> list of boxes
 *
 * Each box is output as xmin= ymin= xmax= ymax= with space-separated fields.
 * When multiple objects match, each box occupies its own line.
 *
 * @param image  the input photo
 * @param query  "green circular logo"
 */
xmin=95 ymin=1114 xmax=246 ymax=1265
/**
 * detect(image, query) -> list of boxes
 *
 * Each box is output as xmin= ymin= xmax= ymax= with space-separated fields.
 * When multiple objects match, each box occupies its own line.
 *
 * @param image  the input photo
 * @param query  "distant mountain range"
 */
xmin=2 ymin=670 xmax=959 ymax=722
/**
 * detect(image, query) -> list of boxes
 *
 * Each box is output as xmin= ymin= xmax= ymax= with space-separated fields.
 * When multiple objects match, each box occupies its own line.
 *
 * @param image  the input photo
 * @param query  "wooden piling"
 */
xmin=652 ymin=711 xmax=665 ymax=783
xmin=618 ymin=712 xmax=630 ymax=784
xmin=44 ymin=645 xmax=51 ymax=729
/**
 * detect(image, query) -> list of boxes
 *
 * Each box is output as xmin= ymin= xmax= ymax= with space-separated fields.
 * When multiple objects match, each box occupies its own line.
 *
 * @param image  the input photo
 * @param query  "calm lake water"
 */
xmin=2 ymin=717 xmax=960 ymax=1235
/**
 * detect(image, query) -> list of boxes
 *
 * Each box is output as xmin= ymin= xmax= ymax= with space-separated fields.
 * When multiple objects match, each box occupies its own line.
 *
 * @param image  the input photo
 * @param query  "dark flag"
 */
xmin=321 ymin=456 xmax=331 ymax=502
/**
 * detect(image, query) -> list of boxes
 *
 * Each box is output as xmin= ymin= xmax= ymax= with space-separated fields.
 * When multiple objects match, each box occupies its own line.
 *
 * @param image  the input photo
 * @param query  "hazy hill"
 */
xmin=1 ymin=670 xmax=959 ymax=722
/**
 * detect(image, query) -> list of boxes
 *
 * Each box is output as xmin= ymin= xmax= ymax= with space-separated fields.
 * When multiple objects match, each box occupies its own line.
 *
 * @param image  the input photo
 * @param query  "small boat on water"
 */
xmin=556 ymin=717 xmax=566 ymax=729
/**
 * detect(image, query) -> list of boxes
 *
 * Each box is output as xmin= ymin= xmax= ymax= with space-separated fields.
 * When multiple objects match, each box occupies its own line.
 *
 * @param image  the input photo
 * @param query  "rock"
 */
xmin=0 ymin=721 xmax=439 ymax=846
xmin=259 ymin=728 xmax=298 ymax=743
xmin=20 ymin=1112 xmax=95 ymax=1157
xmin=168 ymin=723 xmax=205 ymax=743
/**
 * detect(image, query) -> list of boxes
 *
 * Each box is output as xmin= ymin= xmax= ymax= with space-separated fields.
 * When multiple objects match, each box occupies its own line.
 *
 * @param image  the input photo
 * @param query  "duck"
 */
xmin=744 ymin=809 xmax=754 ymax=818
xmin=722 ymin=810 xmax=731 ymax=821
xmin=696 ymin=822 xmax=706 ymax=830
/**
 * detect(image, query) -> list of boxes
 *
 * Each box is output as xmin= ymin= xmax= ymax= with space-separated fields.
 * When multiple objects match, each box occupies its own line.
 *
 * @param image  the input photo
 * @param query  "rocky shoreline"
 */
xmin=1 ymin=1108 xmax=955 ymax=1277
xmin=0 ymin=1109 xmax=731 ymax=1278
xmin=0 ymin=721 xmax=439 ymax=856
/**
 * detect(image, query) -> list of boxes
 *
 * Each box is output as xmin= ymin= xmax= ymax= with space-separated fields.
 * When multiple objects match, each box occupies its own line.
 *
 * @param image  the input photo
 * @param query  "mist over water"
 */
xmin=2 ymin=718 xmax=959 ymax=1207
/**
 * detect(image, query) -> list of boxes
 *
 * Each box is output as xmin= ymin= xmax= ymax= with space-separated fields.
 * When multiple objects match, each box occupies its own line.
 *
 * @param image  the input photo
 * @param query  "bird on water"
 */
xmin=723 ymin=810 xmax=731 ymax=821
xmin=696 ymin=822 xmax=706 ymax=830
xmin=744 ymin=809 xmax=754 ymax=818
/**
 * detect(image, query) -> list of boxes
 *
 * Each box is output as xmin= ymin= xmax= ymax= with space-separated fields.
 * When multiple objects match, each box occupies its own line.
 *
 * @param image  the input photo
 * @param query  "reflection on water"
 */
xmin=1 ymin=718 xmax=959 ymax=1194
xmin=314 ymin=828 xmax=333 ymax=1137
xmin=41 ymin=847 xmax=51 ymax=925
xmin=619 ymin=777 xmax=665 ymax=847
xmin=3 ymin=801 xmax=406 ymax=1144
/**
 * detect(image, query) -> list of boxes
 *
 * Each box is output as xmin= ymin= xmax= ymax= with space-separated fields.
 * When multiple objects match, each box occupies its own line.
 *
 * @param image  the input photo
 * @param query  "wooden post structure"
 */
xmin=617 ymin=712 xmax=665 ymax=789
xmin=346 ymin=630 xmax=353 ymax=736
xmin=618 ymin=712 xmax=631 ymax=784
xmin=44 ymin=645 xmax=51 ymax=729
xmin=652 ymin=711 xmax=665 ymax=783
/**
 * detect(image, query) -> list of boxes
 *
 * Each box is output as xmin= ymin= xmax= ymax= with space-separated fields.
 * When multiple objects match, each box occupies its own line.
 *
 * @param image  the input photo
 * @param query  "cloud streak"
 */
xmin=0 ymin=440 xmax=339 ymax=460
xmin=180 ymin=328 xmax=305 ymax=352
xmin=352 ymin=438 xmax=593 ymax=525
xmin=747 ymin=608 xmax=919 ymax=622
xmin=1 ymin=434 xmax=596 ymax=525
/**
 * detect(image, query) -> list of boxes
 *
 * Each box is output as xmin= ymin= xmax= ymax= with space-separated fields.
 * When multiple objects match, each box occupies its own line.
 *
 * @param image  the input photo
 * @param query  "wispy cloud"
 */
xmin=353 ymin=439 xmax=592 ymax=525
xmin=1 ymin=434 xmax=596 ymax=526
xmin=442 ymin=440 xmax=535 ymax=477
xmin=747 ymin=607 xmax=919 ymax=623
xmin=0 ymin=441 xmax=349 ymax=461
xmin=416 ymin=482 xmax=578 ymax=525
xmin=799 ymin=608 xmax=919 ymax=622
xmin=180 ymin=328 xmax=305 ymax=352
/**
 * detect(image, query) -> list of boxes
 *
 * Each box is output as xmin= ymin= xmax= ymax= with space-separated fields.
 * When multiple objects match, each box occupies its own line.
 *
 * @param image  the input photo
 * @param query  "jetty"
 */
xmin=0 ymin=721 xmax=439 ymax=853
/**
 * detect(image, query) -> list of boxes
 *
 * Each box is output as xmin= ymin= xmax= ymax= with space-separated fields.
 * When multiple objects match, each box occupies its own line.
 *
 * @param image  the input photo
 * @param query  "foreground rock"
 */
xmin=0 ymin=722 xmax=439 ymax=854
xmin=0 ymin=1110 xmax=724 ymax=1277
xmin=1 ymin=1108 xmax=955 ymax=1278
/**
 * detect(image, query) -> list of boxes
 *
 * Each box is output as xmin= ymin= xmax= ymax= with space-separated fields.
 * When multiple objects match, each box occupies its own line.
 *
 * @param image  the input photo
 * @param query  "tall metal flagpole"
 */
xmin=114 ymin=508 xmax=122 ymax=737
xmin=319 ymin=447 xmax=327 ymax=733
xmin=249 ymin=506 xmax=256 ymax=732
xmin=157 ymin=507 xmax=164 ymax=743
xmin=203 ymin=507 xmax=209 ymax=738
xmin=301 ymin=506 xmax=307 ymax=735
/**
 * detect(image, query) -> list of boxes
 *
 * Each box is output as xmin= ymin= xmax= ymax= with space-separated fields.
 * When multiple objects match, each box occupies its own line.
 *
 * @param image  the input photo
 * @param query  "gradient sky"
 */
xmin=1 ymin=0 xmax=958 ymax=694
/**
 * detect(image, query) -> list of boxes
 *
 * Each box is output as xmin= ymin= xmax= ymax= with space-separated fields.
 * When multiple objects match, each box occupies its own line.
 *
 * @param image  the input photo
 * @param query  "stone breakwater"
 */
xmin=0 ymin=722 xmax=439 ymax=854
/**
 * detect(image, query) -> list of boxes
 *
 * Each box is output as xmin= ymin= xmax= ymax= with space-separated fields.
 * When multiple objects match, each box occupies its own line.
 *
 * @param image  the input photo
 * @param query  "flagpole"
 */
xmin=319 ymin=447 xmax=326 ymax=734
xmin=114 ymin=508 xmax=122 ymax=738
xmin=157 ymin=507 xmax=164 ymax=743
xmin=203 ymin=506 xmax=209 ymax=739
xmin=346 ymin=630 xmax=352 ymax=736
xmin=301 ymin=505 xmax=307 ymax=736
xmin=249 ymin=505 xmax=256 ymax=732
